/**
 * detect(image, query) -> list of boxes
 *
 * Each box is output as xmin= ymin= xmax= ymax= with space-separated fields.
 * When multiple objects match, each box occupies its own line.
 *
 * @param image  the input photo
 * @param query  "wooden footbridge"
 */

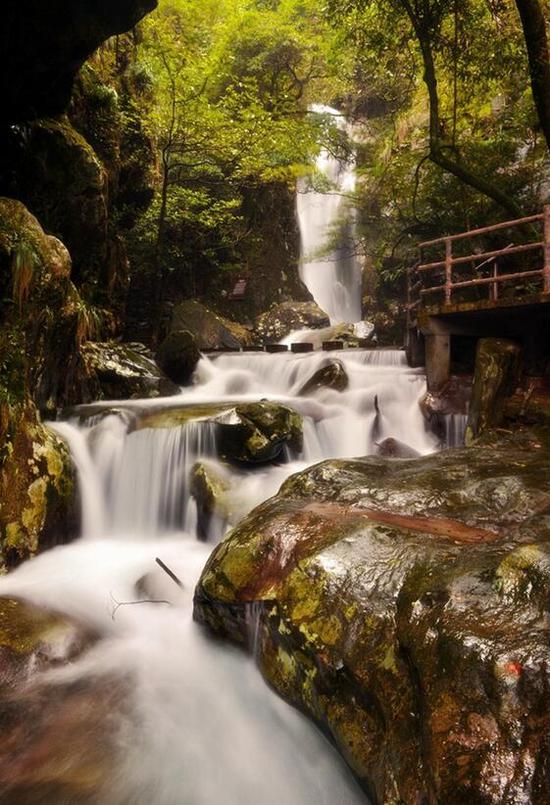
xmin=407 ymin=206 xmax=550 ymax=388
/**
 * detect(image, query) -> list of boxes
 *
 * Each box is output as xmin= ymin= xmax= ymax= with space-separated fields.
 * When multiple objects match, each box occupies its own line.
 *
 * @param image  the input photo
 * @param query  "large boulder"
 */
xmin=0 ymin=0 xmax=157 ymax=125
xmin=215 ymin=402 xmax=303 ymax=464
xmin=196 ymin=431 xmax=550 ymax=803
xmin=298 ymin=359 xmax=349 ymax=395
xmin=169 ymin=300 xmax=247 ymax=350
xmin=254 ymin=301 xmax=329 ymax=344
xmin=81 ymin=341 xmax=179 ymax=400
xmin=466 ymin=338 xmax=522 ymax=444
xmin=156 ymin=330 xmax=201 ymax=386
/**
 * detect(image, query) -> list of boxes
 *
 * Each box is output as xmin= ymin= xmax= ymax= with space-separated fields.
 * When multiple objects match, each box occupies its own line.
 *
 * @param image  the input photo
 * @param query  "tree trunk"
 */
xmin=399 ymin=0 xmax=523 ymax=218
xmin=515 ymin=0 xmax=550 ymax=155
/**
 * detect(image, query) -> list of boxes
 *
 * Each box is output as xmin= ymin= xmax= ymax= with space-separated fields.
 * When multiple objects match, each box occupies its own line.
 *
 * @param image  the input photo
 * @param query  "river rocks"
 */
xmin=466 ymin=338 xmax=522 ymax=444
xmin=298 ymin=359 xmax=349 ymax=395
xmin=195 ymin=435 xmax=550 ymax=803
xmin=0 ymin=596 xmax=124 ymax=804
xmin=215 ymin=402 xmax=303 ymax=464
xmin=375 ymin=437 xmax=421 ymax=458
xmin=81 ymin=341 xmax=179 ymax=400
xmin=156 ymin=330 xmax=201 ymax=385
xmin=254 ymin=301 xmax=330 ymax=344
xmin=190 ymin=461 xmax=232 ymax=540
xmin=169 ymin=300 xmax=247 ymax=350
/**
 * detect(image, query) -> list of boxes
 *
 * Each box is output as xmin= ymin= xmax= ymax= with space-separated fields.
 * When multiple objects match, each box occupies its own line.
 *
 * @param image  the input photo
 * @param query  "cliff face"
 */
xmin=0 ymin=0 xmax=157 ymax=125
xmin=0 ymin=4 xmax=158 ymax=568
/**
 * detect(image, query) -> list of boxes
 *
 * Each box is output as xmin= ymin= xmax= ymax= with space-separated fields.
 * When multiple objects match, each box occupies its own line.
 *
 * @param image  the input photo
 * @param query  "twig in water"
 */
xmin=155 ymin=557 xmax=184 ymax=589
xmin=109 ymin=592 xmax=171 ymax=621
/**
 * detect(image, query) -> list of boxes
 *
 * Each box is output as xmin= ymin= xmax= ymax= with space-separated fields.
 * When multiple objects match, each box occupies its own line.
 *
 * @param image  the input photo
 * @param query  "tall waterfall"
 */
xmin=296 ymin=104 xmax=363 ymax=324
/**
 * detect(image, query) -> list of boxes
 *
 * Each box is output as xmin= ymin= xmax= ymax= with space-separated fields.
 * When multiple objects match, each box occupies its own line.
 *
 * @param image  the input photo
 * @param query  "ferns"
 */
xmin=11 ymin=242 xmax=38 ymax=312
xmin=65 ymin=283 xmax=105 ymax=347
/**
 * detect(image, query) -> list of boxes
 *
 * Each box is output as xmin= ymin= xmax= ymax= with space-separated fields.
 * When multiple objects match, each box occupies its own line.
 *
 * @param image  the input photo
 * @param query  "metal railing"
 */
xmin=407 ymin=206 xmax=550 ymax=314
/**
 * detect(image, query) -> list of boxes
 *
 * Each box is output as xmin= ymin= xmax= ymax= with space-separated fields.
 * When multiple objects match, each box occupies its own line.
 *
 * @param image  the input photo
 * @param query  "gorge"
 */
xmin=2 ymin=1 xmax=550 ymax=803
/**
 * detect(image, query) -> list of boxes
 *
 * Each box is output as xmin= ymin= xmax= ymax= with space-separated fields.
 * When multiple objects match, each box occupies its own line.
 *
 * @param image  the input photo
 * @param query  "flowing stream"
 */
xmin=0 ymin=115 xmax=446 ymax=802
xmin=0 ymin=346 xmax=438 ymax=803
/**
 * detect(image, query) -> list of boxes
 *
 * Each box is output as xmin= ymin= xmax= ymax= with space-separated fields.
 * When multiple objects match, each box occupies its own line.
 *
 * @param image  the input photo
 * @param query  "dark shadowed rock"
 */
xmin=254 ymin=301 xmax=330 ymax=344
xmin=298 ymin=359 xmax=349 ymax=395
xmin=375 ymin=437 xmax=421 ymax=458
xmin=1 ymin=0 xmax=157 ymax=125
xmin=466 ymin=338 xmax=522 ymax=443
xmin=156 ymin=330 xmax=201 ymax=385
xmin=195 ymin=431 xmax=550 ymax=803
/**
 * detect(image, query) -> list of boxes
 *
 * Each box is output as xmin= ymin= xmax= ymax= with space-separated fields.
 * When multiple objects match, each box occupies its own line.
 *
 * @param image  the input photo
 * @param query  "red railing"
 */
xmin=408 ymin=205 xmax=550 ymax=314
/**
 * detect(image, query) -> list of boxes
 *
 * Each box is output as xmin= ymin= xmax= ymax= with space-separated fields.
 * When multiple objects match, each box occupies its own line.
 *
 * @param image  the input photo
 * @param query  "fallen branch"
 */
xmin=109 ymin=592 xmax=171 ymax=621
xmin=155 ymin=557 xmax=184 ymax=589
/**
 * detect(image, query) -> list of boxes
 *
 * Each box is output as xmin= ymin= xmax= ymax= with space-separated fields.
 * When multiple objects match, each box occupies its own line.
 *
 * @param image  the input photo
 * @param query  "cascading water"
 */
xmin=296 ymin=105 xmax=363 ymax=324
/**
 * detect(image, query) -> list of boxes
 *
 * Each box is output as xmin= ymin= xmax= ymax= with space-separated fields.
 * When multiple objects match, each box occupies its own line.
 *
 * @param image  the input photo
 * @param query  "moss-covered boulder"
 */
xmin=298 ymin=359 xmax=349 ymax=395
xmin=466 ymin=338 xmax=522 ymax=444
xmin=156 ymin=330 xmax=201 ymax=386
xmin=254 ymin=301 xmax=330 ymax=344
xmin=195 ymin=433 xmax=550 ymax=803
xmin=169 ymin=300 xmax=249 ymax=350
xmin=81 ymin=341 xmax=179 ymax=400
xmin=215 ymin=402 xmax=303 ymax=464
xmin=0 ymin=404 xmax=77 ymax=572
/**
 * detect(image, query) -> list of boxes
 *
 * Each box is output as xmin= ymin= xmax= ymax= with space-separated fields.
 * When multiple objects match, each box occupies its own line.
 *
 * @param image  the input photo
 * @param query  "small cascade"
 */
xmin=296 ymin=105 xmax=362 ymax=324
xmin=443 ymin=413 xmax=468 ymax=448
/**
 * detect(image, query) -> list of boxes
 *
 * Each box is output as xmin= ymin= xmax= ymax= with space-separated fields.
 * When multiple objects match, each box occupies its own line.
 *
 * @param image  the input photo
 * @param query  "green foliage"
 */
xmin=128 ymin=0 xmax=345 ymax=300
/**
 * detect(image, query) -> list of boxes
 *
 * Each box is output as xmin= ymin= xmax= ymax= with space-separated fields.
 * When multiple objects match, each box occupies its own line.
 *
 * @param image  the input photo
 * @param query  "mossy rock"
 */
xmin=81 ymin=341 xmax=179 ymax=400
xmin=298 ymin=359 xmax=349 ymax=395
xmin=254 ymin=301 xmax=329 ymax=344
xmin=215 ymin=402 xmax=303 ymax=464
xmin=156 ymin=330 xmax=201 ymax=385
xmin=195 ymin=435 xmax=550 ymax=803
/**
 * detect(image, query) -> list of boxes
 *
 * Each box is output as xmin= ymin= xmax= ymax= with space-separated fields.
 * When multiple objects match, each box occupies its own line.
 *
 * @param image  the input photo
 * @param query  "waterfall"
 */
xmin=296 ymin=104 xmax=363 ymax=324
xmin=0 ymin=341 xmax=442 ymax=803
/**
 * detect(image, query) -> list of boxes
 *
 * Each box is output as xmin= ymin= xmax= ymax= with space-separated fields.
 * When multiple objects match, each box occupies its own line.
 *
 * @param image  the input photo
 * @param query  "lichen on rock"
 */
xmin=195 ymin=432 xmax=550 ymax=803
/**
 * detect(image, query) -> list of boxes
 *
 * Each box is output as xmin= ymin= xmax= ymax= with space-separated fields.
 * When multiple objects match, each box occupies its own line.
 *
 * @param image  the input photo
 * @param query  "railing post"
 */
xmin=445 ymin=238 xmax=452 ymax=304
xmin=544 ymin=205 xmax=550 ymax=293
xmin=490 ymin=260 xmax=498 ymax=302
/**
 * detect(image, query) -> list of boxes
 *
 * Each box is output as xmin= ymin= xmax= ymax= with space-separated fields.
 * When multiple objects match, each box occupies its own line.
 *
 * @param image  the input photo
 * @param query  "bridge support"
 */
xmin=425 ymin=333 xmax=451 ymax=391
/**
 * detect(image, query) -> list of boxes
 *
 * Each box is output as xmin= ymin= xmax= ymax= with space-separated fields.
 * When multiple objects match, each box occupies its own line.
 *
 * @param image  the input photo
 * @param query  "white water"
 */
xmin=0 ymin=352 xmax=437 ymax=800
xmin=296 ymin=105 xmax=363 ymax=324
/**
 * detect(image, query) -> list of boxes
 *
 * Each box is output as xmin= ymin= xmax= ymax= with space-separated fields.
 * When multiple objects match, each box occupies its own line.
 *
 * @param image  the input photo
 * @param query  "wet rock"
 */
xmin=156 ymin=330 xmax=201 ymax=386
xmin=0 ymin=405 xmax=77 ymax=571
xmin=254 ymin=301 xmax=329 ymax=344
xmin=169 ymin=300 xmax=246 ymax=350
xmin=215 ymin=402 xmax=303 ymax=464
xmin=190 ymin=461 xmax=232 ymax=540
xmin=298 ymin=359 xmax=349 ymax=395
xmin=195 ymin=435 xmax=550 ymax=803
xmin=375 ymin=437 xmax=421 ymax=458
xmin=466 ymin=338 xmax=522 ymax=444
xmin=0 ymin=597 xmax=124 ymax=804
xmin=81 ymin=341 xmax=179 ymax=400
